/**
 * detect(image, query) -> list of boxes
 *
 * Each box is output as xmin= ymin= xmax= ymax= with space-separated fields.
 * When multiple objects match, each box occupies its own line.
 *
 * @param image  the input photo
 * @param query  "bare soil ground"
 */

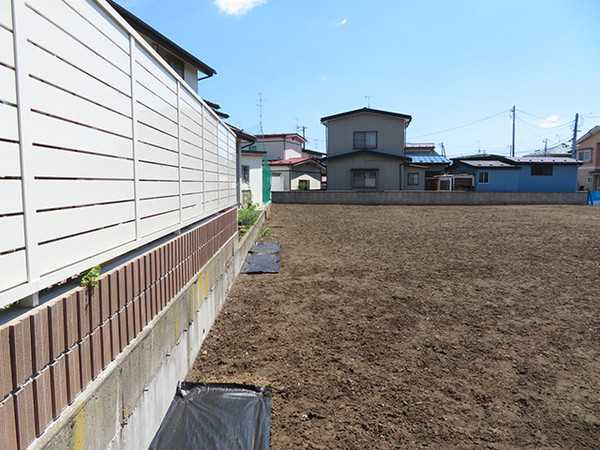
xmin=187 ymin=204 xmax=600 ymax=449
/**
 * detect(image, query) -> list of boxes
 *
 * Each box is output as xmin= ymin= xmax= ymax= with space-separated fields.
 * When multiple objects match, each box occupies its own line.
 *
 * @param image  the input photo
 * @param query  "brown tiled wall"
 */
xmin=0 ymin=208 xmax=237 ymax=449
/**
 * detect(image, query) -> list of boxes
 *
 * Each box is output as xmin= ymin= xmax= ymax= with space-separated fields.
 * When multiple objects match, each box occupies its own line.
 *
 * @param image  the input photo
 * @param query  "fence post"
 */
xmin=129 ymin=35 xmax=141 ymax=240
xmin=12 ymin=0 xmax=39 ymax=306
xmin=177 ymin=81 xmax=182 ymax=223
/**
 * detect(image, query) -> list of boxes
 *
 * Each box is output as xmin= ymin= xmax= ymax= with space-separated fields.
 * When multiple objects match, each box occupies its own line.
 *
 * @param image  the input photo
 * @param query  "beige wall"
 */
xmin=577 ymin=132 xmax=600 ymax=190
xmin=327 ymin=155 xmax=425 ymax=191
xmin=326 ymin=113 xmax=407 ymax=157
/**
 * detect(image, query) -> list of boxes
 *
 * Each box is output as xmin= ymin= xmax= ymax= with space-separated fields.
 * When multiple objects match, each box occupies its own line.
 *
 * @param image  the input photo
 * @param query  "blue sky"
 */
xmin=117 ymin=0 xmax=600 ymax=157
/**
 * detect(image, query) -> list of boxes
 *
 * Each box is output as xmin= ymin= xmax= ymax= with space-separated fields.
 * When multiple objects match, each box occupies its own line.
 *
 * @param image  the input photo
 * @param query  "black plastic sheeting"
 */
xmin=240 ymin=243 xmax=280 ymax=274
xmin=149 ymin=382 xmax=271 ymax=450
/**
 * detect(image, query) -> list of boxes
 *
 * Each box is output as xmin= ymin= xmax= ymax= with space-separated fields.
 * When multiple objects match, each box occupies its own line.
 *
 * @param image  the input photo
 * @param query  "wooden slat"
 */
xmin=29 ymin=44 xmax=131 ymax=117
xmin=136 ymin=102 xmax=177 ymax=138
xmin=179 ymin=104 xmax=202 ymax=131
xmin=33 ymin=146 xmax=134 ymax=179
xmin=204 ymin=171 xmax=218 ymax=182
xmin=0 ymin=102 xmax=18 ymax=141
xmin=25 ymin=7 xmax=130 ymax=95
xmin=134 ymin=44 xmax=176 ymax=96
xmin=180 ymin=140 xmax=202 ymax=158
xmin=61 ymin=0 xmax=130 ymax=53
xmin=180 ymin=89 xmax=203 ymax=115
xmin=0 ymin=1 xmax=12 ymax=31
xmin=29 ymin=78 xmax=132 ymax=139
xmin=31 ymin=112 xmax=133 ymax=158
xmin=0 ymin=141 xmax=21 ymax=177
xmin=137 ymin=142 xmax=178 ymax=166
xmin=139 ymin=210 xmax=179 ymax=237
xmin=181 ymin=153 xmax=203 ymax=171
xmin=38 ymin=222 xmax=136 ymax=275
xmin=137 ymin=161 xmax=178 ymax=181
xmin=181 ymin=167 xmax=202 ymax=182
xmin=34 ymin=179 xmax=134 ymax=209
xmin=0 ymin=64 xmax=16 ymax=104
xmin=138 ymin=180 xmax=179 ymax=199
xmin=181 ymin=193 xmax=202 ymax=208
xmin=0 ymin=180 xmax=22 ymax=214
xmin=0 ymin=26 xmax=14 ymax=67
xmin=179 ymin=112 xmax=203 ymax=139
xmin=26 ymin=0 xmax=130 ymax=73
xmin=138 ymin=196 xmax=179 ymax=218
xmin=136 ymin=82 xmax=177 ymax=123
xmin=204 ymin=182 xmax=219 ymax=193
xmin=37 ymin=202 xmax=135 ymax=243
xmin=0 ymin=250 xmax=27 ymax=292
xmin=180 ymin=125 xmax=202 ymax=148
xmin=0 ymin=215 xmax=25 ymax=253
xmin=182 ymin=181 xmax=202 ymax=195
xmin=137 ymin=122 xmax=177 ymax=152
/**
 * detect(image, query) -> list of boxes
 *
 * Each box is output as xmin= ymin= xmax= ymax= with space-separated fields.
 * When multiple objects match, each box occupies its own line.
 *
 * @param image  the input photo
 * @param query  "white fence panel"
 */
xmin=0 ymin=0 xmax=238 ymax=306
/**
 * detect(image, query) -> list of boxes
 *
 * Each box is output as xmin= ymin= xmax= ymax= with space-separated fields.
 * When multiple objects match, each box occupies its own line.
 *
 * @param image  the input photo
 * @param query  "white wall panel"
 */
xmin=0 ymin=141 xmax=21 ymax=177
xmin=180 ymin=140 xmax=202 ymax=159
xmin=181 ymin=154 xmax=202 ymax=171
xmin=0 ymin=215 xmax=25 ymax=253
xmin=139 ymin=210 xmax=179 ymax=237
xmin=0 ymin=26 xmax=14 ymax=67
xmin=138 ymin=196 xmax=179 ymax=218
xmin=29 ymin=44 xmax=131 ymax=117
xmin=31 ymin=112 xmax=133 ymax=158
xmin=33 ymin=147 xmax=134 ymax=179
xmin=179 ymin=112 xmax=202 ymax=138
xmin=137 ymin=122 xmax=177 ymax=151
xmin=138 ymin=180 xmax=179 ymax=199
xmin=30 ymin=78 xmax=132 ymax=138
xmin=182 ymin=181 xmax=203 ymax=195
xmin=138 ymin=161 xmax=178 ymax=181
xmin=34 ymin=179 xmax=134 ymax=209
xmin=25 ymin=7 xmax=130 ymax=95
xmin=0 ymin=251 xmax=27 ymax=292
xmin=136 ymin=82 xmax=177 ymax=122
xmin=37 ymin=201 xmax=135 ymax=243
xmin=27 ymin=0 xmax=130 ymax=72
xmin=38 ymin=222 xmax=136 ymax=275
xmin=180 ymin=89 xmax=202 ymax=115
xmin=0 ymin=180 xmax=23 ymax=214
xmin=62 ymin=0 xmax=130 ymax=53
xmin=181 ymin=167 xmax=202 ymax=181
xmin=0 ymin=1 xmax=12 ymax=30
xmin=136 ymin=102 xmax=177 ymax=138
xmin=138 ymin=143 xmax=178 ymax=166
xmin=179 ymin=125 xmax=202 ymax=147
xmin=0 ymin=102 xmax=19 ymax=141
xmin=182 ymin=193 xmax=202 ymax=208
xmin=0 ymin=64 xmax=16 ymax=104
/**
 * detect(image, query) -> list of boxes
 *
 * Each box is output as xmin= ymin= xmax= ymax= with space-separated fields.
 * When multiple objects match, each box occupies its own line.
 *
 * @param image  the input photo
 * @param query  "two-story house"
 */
xmin=576 ymin=126 xmax=600 ymax=190
xmin=321 ymin=107 xmax=426 ymax=190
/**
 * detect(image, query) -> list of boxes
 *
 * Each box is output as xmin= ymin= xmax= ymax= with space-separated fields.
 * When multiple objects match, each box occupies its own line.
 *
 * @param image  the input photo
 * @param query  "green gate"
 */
xmin=262 ymin=155 xmax=272 ymax=205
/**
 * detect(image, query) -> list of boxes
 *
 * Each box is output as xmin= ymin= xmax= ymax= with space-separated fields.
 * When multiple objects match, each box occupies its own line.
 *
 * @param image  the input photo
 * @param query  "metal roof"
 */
xmin=407 ymin=154 xmax=451 ymax=164
xmin=507 ymin=156 xmax=581 ymax=165
xmin=321 ymin=108 xmax=412 ymax=125
xmin=460 ymin=160 xmax=516 ymax=168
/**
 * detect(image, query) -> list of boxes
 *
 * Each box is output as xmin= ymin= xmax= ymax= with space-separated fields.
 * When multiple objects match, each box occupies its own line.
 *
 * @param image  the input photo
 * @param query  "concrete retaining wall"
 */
xmin=272 ymin=190 xmax=588 ymax=205
xmin=26 ymin=206 xmax=269 ymax=450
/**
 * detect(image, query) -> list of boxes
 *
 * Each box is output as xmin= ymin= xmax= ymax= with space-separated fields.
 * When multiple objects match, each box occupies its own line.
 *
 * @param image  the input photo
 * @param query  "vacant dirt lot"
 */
xmin=187 ymin=204 xmax=600 ymax=449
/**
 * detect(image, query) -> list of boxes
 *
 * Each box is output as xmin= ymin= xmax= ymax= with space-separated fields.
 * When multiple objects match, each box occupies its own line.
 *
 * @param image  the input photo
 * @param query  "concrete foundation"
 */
xmin=30 ymin=207 xmax=269 ymax=450
xmin=272 ymin=190 xmax=588 ymax=205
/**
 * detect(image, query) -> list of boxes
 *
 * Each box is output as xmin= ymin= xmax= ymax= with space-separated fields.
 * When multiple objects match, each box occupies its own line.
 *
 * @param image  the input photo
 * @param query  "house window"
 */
xmin=578 ymin=149 xmax=591 ymax=162
xmin=353 ymin=131 xmax=377 ymax=150
xmin=247 ymin=145 xmax=257 ymax=152
xmin=588 ymin=177 xmax=594 ymax=183
xmin=242 ymin=165 xmax=250 ymax=183
xmin=407 ymin=172 xmax=419 ymax=186
xmin=531 ymin=164 xmax=553 ymax=176
xmin=478 ymin=171 xmax=489 ymax=184
xmin=352 ymin=170 xmax=377 ymax=189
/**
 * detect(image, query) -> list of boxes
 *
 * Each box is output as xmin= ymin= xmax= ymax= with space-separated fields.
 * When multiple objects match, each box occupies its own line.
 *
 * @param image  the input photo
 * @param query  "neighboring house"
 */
xmin=321 ymin=107 xmax=427 ymax=191
xmin=405 ymin=143 xmax=452 ymax=190
xmin=269 ymin=158 xmax=325 ymax=191
xmin=253 ymin=133 xmax=307 ymax=161
xmin=228 ymin=126 xmax=263 ymax=206
xmin=447 ymin=155 xmax=582 ymax=191
xmin=302 ymin=148 xmax=326 ymax=159
xmin=525 ymin=142 xmax=572 ymax=158
xmin=107 ymin=0 xmax=216 ymax=95
xmin=576 ymin=126 xmax=600 ymax=190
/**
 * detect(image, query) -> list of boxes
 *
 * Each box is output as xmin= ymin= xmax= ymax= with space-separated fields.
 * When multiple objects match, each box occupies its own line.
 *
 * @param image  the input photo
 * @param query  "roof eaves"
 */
xmin=320 ymin=107 xmax=412 ymax=125
xmin=324 ymin=150 xmax=411 ymax=162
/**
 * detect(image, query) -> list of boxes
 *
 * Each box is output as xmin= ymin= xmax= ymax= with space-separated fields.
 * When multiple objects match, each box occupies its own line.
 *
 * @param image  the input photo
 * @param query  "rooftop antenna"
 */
xmin=440 ymin=142 xmax=446 ymax=157
xmin=477 ymin=140 xmax=481 ymax=154
xmin=365 ymin=95 xmax=373 ymax=108
xmin=257 ymin=92 xmax=266 ymax=152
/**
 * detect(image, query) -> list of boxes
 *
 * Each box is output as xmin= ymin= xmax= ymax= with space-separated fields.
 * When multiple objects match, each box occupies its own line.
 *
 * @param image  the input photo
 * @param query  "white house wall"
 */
xmin=241 ymin=154 xmax=264 ymax=206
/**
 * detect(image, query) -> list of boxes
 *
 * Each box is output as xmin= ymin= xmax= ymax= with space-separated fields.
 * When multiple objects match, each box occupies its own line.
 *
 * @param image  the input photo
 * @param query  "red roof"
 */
xmin=269 ymin=157 xmax=314 ymax=166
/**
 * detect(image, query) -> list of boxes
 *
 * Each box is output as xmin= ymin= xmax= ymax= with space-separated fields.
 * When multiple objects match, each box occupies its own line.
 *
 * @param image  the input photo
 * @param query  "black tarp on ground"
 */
xmin=240 ymin=243 xmax=280 ymax=274
xmin=149 ymin=382 xmax=271 ymax=450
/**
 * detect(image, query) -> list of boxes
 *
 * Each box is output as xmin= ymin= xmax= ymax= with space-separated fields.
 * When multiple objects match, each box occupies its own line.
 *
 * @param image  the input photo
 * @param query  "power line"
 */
xmin=409 ymin=109 xmax=510 ymax=139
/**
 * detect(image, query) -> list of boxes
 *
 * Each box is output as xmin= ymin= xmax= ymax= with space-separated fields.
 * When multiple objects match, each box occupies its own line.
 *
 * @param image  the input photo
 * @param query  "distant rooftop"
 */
xmin=408 ymin=154 xmax=451 ymax=164
xmin=321 ymin=108 xmax=412 ymax=125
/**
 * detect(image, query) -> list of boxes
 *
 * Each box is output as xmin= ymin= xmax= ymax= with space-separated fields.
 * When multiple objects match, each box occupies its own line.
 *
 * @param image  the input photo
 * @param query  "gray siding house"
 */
xmin=321 ymin=108 xmax=426 ymax=191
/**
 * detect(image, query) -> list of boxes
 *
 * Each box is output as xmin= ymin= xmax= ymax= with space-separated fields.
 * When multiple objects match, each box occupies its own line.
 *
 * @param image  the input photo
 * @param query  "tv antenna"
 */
xmin=365 ymin=95 xmax=373 ymax=108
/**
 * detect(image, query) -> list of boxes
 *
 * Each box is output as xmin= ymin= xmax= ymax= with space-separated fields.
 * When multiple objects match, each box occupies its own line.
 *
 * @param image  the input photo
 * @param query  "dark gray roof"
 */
xmin=325 ymin=150 xmax=411 ymax=162
xmin=321 ymin=108 xmax=412 ymax=125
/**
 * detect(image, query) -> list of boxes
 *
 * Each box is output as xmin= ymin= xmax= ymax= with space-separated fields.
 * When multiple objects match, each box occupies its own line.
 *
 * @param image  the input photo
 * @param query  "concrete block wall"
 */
xmin=272 ymin=190 xmax=589 ymax=205
xmin=0 ymin=208 xmax=237 ymax=450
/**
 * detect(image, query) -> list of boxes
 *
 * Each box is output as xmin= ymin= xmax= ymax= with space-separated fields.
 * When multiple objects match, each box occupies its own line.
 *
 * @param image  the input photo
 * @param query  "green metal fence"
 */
xmin=262 ymin=155 xmax=272 ymax=205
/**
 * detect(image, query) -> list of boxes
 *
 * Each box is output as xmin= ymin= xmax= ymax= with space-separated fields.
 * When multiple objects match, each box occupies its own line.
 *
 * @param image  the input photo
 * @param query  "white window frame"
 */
xmin=478 ymin=171 xmax=489 ymax=184
xmin=578 ymin=149 xmax=592 ymax=162
xmin=353 ymin=131 xmax=377 ymax=150
xmin=407 ymin=172 xmax=420 ymax=186
xmin=352 ymin=169 xmax=378 ymax=189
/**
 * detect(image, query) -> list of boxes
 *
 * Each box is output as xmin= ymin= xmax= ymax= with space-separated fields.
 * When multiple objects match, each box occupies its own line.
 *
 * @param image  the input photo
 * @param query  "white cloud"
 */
xmin=340 ymin=18 xmax=347 ymax=25
xmin=318 ymin=74 xmax=328 ymax=81
xmin=540 ymin=115 xmax=560 ymax=128
xmin=214 ymin=0 xmax=267 ymax=16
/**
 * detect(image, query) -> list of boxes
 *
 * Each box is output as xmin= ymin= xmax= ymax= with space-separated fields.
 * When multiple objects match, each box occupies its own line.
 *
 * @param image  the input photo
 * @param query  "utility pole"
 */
xmin=257 ymin=92 xmax=265 ymax=152
xmin=571 ymin=113 xmax=579 ymax=159
xmin=511 ymin=106 xmax=516 ymax=157
xmin=296 ymin=125 xmax=307 ymax=149
xmin=543 ymin=139 xmax=548 ymax=156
